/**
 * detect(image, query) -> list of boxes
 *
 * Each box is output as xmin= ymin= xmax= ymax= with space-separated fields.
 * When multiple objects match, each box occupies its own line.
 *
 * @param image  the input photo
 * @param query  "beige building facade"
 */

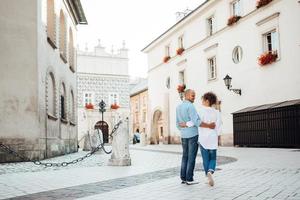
xmin=0 ymin=0 xmax=87 ymax=162
xmin=130 ymin=79 xmax=149 ymax=144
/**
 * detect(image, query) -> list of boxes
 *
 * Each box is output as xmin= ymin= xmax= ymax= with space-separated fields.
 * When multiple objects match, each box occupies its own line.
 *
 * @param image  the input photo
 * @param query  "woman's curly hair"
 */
xmin=202 ymin=92 xmax=217 ymax=106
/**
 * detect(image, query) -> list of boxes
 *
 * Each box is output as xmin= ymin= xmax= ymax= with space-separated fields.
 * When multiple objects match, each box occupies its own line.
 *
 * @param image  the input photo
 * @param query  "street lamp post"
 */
xmin=99 ymin=100 xmax=106 ymax=123
xmin=223 ymin=74 xmax=242 ymax=95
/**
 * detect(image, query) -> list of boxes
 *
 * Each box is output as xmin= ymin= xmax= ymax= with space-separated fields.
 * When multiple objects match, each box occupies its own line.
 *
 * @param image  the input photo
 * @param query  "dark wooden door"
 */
xmin=94 ymin=121 xmax=109 ymax=143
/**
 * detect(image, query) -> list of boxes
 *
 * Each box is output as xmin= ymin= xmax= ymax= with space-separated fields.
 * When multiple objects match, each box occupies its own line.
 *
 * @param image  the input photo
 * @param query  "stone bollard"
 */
xmin=83 ymin=133 xmax=91 ymax=151
xmin=108 ymin=117 xmax=131 ymax=166
xmin=82 ymin=130 xmax=103 ymax=153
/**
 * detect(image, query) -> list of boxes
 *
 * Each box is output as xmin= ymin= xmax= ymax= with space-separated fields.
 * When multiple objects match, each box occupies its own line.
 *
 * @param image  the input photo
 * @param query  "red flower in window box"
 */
xmin=227 ymin=15 xmax=241 ymax=26
xmin=85 ymin=103 xmax=94 ymax=109
xmin=176 ymin=47 xmax=185 ymax=55
xmin=256 ymin=0 xmax=273 ymax=9
xmin=111 ymin=103 xmax=120 ymax=109
xmin=163 ymin=56 xmax=171 ymax=63
xmin=177 ymin=84 xmax=186 ymax=93
xmin=258 ymin=51 xmax=278 ymax=66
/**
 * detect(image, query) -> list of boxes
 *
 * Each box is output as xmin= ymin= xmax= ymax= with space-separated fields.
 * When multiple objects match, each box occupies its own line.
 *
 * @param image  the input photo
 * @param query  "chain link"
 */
xmin=0 ymin=120 xmax=123 ymax=167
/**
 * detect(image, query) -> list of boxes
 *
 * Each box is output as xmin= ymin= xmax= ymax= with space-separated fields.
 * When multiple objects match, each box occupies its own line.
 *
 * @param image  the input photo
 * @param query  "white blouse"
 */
xmin=187 ymin=106 xmax=222 ymax=150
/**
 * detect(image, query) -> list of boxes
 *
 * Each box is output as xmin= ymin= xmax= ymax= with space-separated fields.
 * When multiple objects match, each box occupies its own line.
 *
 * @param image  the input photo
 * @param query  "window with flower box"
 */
xmin=84 ymin=92 xmax=94 ymax=106
xmin=208 ymin=56 xmax=217 ymax=81
xmin=177 ymin=36 xmax=185 ymax=55
xmin=263 ymin=29 xmax=278 ymax=53
xmin=163 ymin=45 xmax=171 ymax=63
xmin=109 ymin=93 xmax=119 ymax=106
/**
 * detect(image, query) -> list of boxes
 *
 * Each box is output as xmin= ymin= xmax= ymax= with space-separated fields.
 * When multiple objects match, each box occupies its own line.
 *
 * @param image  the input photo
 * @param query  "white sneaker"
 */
xmin=207 ymin=172 xmax=214 ymax=186
xmin=186 ymin=180 xmax=199 ymax=185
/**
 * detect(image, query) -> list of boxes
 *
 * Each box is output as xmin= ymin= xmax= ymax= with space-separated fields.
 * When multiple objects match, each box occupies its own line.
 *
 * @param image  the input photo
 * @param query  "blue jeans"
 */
xmin=200 ymin=144 xmax=216 ymax=175
xmin=181 ymin=135 xmax=198 ymax=182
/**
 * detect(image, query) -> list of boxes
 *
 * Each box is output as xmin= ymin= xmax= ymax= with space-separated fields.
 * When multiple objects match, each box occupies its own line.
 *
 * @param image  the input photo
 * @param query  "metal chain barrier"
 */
xmin=0 ymin=120 xmax=122 ymax=167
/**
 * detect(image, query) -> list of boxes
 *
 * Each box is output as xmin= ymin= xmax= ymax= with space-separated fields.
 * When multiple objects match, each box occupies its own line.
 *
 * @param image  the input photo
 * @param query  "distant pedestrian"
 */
xmin=176 ymin=89 xmax=215 ymax=185
xmin=133 ymin=129 xmax=140 ymax=144
xmin=180 ymin=92 xmax=222 ymax=186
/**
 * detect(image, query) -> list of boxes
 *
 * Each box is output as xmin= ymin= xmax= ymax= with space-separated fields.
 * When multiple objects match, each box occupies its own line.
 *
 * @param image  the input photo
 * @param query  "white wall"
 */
xmin=146 ymin=0 xmax=300 ymax=139
xmin=0 ymin=0 xmax=39 ymax=139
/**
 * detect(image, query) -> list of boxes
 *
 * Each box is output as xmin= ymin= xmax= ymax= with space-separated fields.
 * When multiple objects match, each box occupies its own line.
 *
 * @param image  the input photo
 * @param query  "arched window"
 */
xmin=69 ymin=28 xmax=75 ymax=72
xmin=47 ymin=0 xmax=56 ymax=47
xmin=60 ymin=83 xmax=67 ymax=120
xmin=59 ymin=10 xmax=67 ymax=63
xmin=46 ymin=72 xmax=56 ymax=116
xmin=70 ymin=90 xmax=75 ymax=122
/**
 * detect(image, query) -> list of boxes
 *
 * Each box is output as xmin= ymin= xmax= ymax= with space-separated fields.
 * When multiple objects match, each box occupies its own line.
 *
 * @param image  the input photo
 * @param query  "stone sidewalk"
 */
xmin=0 ymin=144 xmax=299 ymax=199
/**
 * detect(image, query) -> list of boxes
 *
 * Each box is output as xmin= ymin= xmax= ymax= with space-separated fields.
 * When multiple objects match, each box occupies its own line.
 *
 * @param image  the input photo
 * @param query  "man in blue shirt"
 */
xmin=176 ymin=89 xmax=215 ymax=185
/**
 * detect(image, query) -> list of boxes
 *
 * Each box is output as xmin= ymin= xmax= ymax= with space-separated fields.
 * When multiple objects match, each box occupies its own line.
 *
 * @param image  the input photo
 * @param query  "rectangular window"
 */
xmin=231 ymin=0 xmax=241 ymax=16
xmin=208 ymin=57 xmax=217 ymax=80
xmin=165 ymin=45 xmax=170 ymax=57
xmin=84 ymin=92 xmax=94 ymax=105
xmin=60 ymin=95 xmax=65 ymax=119
xmin=263 ymin=30 xmax=278 ymax=53
xmin=179 ymin=71 xmax=185 ymax=85
xmin=207 ymin=15 xmax=215 ymax=36
xmin=178 ymin=35 xmax=184 ymax=48
xmin=109 ymin=93 xmax=119 ymax=105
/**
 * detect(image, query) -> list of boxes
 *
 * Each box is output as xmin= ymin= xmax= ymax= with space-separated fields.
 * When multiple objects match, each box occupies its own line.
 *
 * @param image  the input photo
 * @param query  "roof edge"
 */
xmin=141 ymin=0 xmax=209 ymax=53
xmin=66 ymin=0 xmax=88 ymax=25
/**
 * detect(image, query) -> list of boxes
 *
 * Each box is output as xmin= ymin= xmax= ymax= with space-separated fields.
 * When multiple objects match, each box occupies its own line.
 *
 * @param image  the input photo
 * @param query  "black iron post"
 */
xmin=99 ymin=100 xmax=106 ymax=123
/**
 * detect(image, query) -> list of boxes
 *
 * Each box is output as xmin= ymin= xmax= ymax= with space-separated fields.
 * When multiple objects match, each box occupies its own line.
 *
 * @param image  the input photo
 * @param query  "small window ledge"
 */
xmin=256 ymin=12 xmax=280 ymax=26
xmin=69 ymin=66 xmax=75 ymax=73
xmin=60 ymin=53 xmax=68 ymax=64
xmin=60 ymin=118 xmax=68 ymax=124
xmin=47 ymin=37 xmax=57 ymax=49
xmin=70 ymin=121 xmax=76 ymax=126
xmin=47 ymin=113 xmax=58 ymax=121
xmin=208 ymin=78 xmax=218 ymax=83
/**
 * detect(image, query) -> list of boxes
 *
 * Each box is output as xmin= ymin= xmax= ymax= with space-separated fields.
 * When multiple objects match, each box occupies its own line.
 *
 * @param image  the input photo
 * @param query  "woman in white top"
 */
xmin=185 ymin=92 xmax=222 ymax=186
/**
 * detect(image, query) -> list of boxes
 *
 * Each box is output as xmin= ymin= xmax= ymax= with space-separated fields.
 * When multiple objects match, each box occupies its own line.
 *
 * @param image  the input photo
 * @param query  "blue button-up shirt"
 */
xmin=176 ymin=100 xmax=201 ymax=138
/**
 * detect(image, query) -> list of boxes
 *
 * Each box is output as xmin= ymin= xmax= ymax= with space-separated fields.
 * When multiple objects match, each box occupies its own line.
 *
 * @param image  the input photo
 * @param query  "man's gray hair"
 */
xmin=184 ymin=89 xmax=194 ymax=97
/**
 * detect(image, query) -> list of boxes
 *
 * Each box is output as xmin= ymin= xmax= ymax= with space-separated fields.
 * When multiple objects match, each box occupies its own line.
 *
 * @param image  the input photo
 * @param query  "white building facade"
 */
xmin=142 ymin=0 xmax=300 ymax=145
xmin=77 ymin=41 xmax=130 ymax=145
xmin=0 ymin=0 xmax=87 ymax=162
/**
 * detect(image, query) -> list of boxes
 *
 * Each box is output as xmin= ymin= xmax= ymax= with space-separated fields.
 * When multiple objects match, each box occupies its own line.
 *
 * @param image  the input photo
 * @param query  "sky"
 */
xmin=77 ymin=0 xmax=205 ymax=78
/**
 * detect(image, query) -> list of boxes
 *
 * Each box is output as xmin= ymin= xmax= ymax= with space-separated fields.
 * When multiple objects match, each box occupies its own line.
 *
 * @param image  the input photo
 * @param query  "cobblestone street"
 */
xmin=0 ymin=145 xmax=299 ymax=200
